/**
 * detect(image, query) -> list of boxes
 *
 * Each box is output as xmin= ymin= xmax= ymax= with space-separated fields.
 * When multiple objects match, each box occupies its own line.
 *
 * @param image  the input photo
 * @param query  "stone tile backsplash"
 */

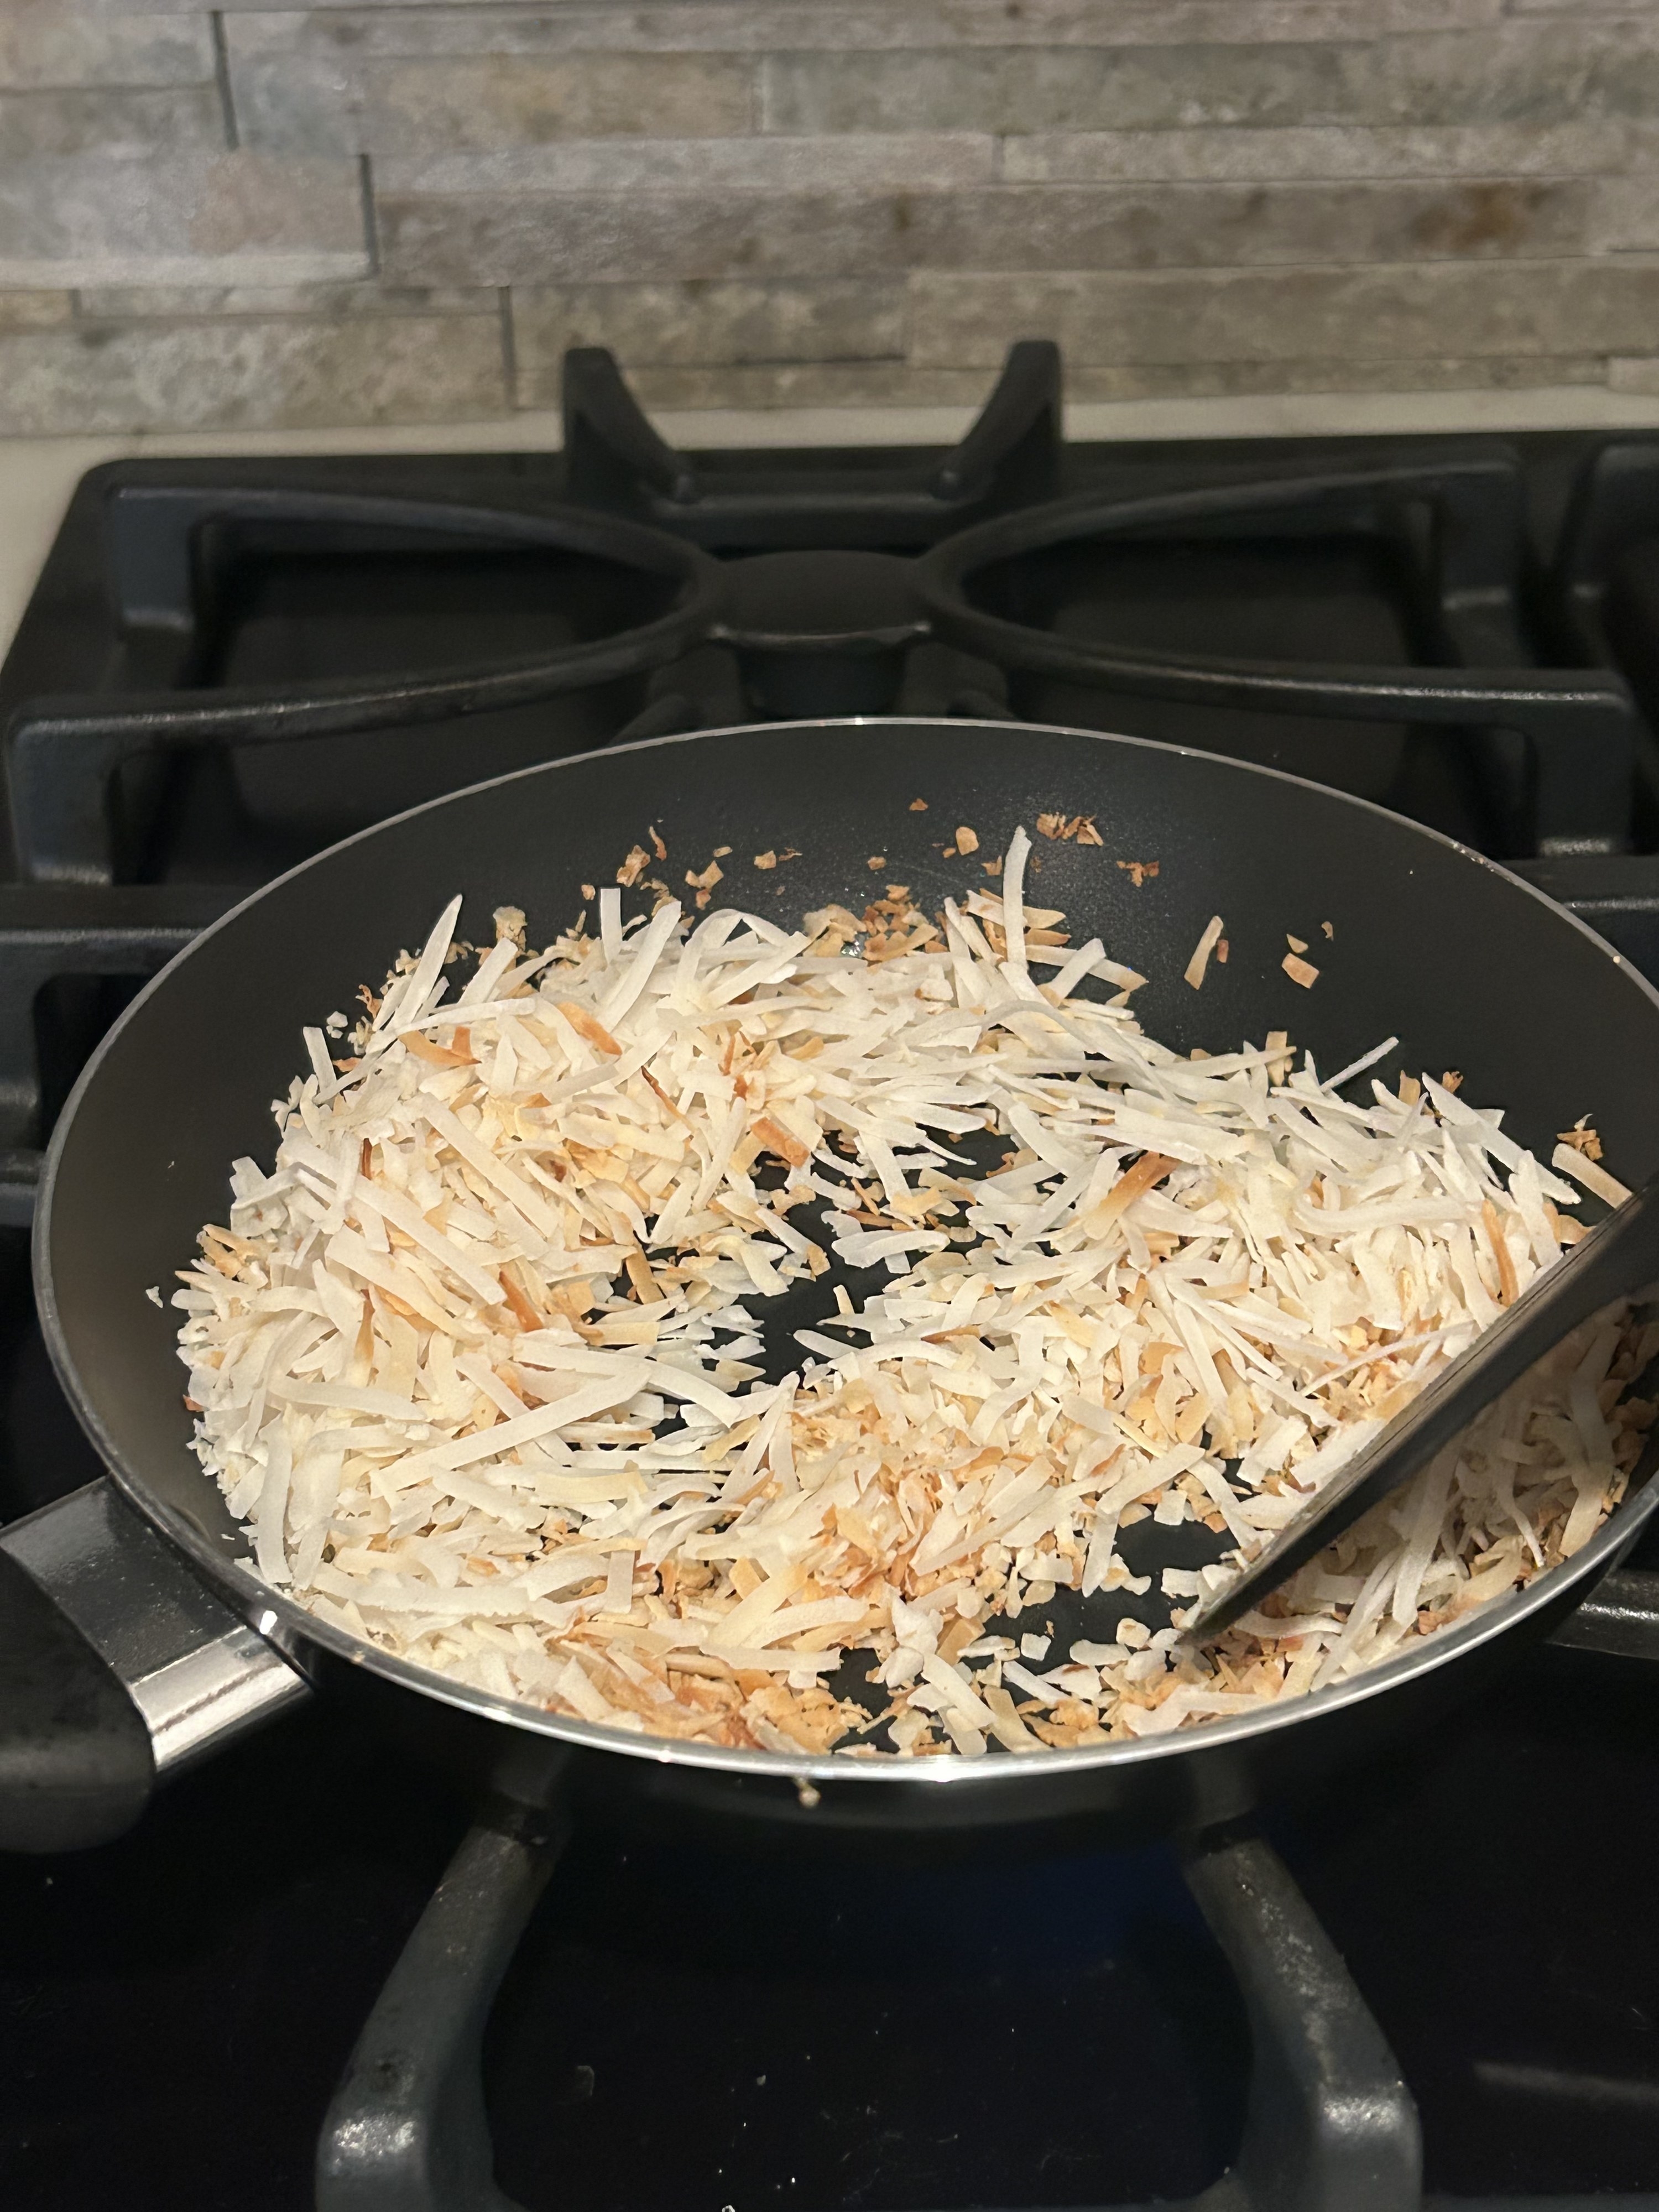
xmin=1 ymin=0 xmax=1657 ymax=433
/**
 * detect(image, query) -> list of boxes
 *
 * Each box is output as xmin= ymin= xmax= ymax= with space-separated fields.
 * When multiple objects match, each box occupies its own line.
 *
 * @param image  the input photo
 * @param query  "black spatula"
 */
xmin=1182 ymin=1175 xmax=1659 ymax=1641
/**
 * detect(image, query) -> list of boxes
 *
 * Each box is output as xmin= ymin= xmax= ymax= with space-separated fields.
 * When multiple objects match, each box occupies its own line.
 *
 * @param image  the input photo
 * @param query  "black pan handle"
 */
xmin=0 ymin=1543 xmax=152 ymax=1851
xmin=0 ymin=1479 xmax=310 ymax=1851
xmin=1548 ymin=1564 xmax=1659 ymax=1661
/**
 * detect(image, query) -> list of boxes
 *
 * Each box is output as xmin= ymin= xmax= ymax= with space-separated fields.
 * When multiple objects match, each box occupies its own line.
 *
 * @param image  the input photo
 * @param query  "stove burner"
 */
xmin=915 ymin=470 xmax=1640 ymax=858
xmin=6 ymin=496 xmax=722 ymax=886
xmin=713 ymin=549 xmax=925 ymax=717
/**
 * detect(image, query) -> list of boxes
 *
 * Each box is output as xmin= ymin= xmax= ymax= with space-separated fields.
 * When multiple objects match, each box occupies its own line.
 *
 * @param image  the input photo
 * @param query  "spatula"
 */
xmin=1181 ymin=1173 xmax=1659 ymax=1641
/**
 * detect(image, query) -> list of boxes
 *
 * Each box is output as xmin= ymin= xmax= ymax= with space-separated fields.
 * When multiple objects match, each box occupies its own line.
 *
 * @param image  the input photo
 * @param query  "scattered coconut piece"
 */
xmin=1551 ymin=1145 xmax=1632 ymax=1209
xmin=685 ymin=861 xmax=724 ymax=911
xmin=1557 ymin=1117 xmax=1603 ymax=1161
xmin=1282 ymin=953 xmax=1319 ymax=989
xmin=1185 ymin=915 xmax=1225 ymax=992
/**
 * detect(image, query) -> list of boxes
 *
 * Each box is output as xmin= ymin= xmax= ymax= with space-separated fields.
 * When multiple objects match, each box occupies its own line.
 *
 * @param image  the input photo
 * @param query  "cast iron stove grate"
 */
xmin=9 ymin=343 xmax=1659 ymax=1234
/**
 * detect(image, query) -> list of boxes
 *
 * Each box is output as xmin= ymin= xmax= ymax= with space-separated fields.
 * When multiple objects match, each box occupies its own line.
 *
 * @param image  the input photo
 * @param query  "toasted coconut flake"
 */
xmin=1282 ymin=953 xmax=1319 ymax=989
xmin=1482 ymin=1197 xmax=1520 ymax=1307
xmin=1551 ymin=1145 xmax=1631 ymax=1208
xmin=180 ymin=842 xmax=1641 ymax=1762
xmin=1184 ymin=915 xmax=1224 ymax=992
xmin=556 ymin=1001 xmax=623 ymax=1057
xmin=1557 ymin=1117 xmax=1604 ymax=1161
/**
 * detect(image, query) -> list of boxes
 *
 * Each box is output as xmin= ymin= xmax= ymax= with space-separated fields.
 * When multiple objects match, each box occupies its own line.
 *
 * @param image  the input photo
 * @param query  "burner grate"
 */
xmin=7 ymin=345 xmax=1655 ymax=895
xmin=316 ymin=1812 xmax=1422 ymax=2212
xmin=7 ymin=354 xmax=1659 ymax=1228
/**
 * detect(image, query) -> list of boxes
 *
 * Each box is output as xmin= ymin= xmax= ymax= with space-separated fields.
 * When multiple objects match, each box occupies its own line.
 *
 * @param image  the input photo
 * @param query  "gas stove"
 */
xmin=3 ymin=345 xmax=1659 ymax=2211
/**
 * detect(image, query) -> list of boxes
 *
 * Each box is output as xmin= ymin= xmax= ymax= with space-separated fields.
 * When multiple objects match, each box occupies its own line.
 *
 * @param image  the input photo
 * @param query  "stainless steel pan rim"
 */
xmin=35 ymin=714 xmax=1659 ymax=1791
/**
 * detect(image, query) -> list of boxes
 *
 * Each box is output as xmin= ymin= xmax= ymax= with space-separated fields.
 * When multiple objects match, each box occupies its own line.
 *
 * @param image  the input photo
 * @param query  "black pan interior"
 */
xmin=41 ymin=718 xmax=1659 ymax=1616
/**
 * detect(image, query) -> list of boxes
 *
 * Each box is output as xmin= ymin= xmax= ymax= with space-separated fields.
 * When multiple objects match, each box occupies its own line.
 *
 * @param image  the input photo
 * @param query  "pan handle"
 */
xmin=0 ymin=1479 xmax=309 ymax=1851
xmin=1547 ymin=1564 xmax=1659 ymax=1662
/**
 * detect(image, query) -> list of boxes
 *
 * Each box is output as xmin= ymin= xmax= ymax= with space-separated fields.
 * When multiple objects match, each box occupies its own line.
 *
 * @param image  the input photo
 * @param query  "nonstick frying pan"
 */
xmin=9 ymin=716 xmax=1659 ymax=1849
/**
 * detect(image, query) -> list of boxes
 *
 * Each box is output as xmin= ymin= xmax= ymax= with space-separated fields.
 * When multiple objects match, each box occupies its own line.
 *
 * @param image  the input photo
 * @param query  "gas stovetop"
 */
xmin=3 ymin=345 xmax=1659 ymax=2212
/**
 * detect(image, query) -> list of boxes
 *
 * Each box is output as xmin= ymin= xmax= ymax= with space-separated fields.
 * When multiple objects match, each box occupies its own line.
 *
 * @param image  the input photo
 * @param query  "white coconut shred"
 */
xmin=174 ymin=829 xmax=1657 ymax=1759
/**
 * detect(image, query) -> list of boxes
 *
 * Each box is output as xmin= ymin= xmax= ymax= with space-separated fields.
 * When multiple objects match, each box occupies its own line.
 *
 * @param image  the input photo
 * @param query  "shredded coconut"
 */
xmin=175 ymin=832 xmax=1656 ymax=1760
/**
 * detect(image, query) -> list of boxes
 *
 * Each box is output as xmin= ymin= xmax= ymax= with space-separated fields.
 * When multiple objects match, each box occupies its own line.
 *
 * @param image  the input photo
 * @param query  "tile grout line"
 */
xmin=499 ymin=288 xmax=519 ymax=410
xmin=210 ymin=12 xmax=239 ymax=153
xmin=359 ymin=155 xmax=381 ymax=281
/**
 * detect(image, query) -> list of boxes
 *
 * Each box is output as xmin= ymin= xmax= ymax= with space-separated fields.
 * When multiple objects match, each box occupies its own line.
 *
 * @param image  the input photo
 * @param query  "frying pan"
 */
xmin=8 ymin=715 xmax=1659 ymax=1850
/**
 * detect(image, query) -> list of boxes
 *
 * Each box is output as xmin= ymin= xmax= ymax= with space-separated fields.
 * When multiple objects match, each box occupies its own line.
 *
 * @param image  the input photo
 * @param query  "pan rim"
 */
xmin=33 ymin=712 xmax=1659 ymax=1790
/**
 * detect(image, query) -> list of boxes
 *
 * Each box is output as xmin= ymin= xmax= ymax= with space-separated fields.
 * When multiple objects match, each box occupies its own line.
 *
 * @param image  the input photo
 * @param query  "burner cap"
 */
xmin=715 ymin=550 xmax=926 ymax=653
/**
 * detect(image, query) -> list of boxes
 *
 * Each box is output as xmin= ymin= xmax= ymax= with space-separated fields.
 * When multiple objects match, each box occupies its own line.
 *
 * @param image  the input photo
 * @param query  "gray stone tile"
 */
xmin=925 ymin=179 xmax=1595 ymax=268
xmin=909 ymin=260 xmax=1659 ymax=368
xmin=365 ymin=52 xmax=755 ymax=152
xmin=0 ymin=290 xmax=72 ymax=331
xmin=8 ymin=1 xmax=1650 ymax=439
xmin=71 ymin=280 xmax=493 ymax=318
xmin=0 ymin=309 xmax=508 ymax=434
xmin=761 ymin=26 xmax=1656 ymax=136
xmin=624 ymin=361 xmax=1003 ymax=409
xmin=1589 ymin=173 xmax=1659 ymax=251
xmin=195 ymin=2 xmax=1505 ymax=43
xmin=378 ymin=134 xmax=996 ymax=194
xmin=378 ymin=177 xmax=1597 ymax=288
xmin=0 ymin=86 xmax=224 ymax=159
xmin=0 ymin=154 xmax=368 ymax=288
xmin=228 ymin=26 xmax=757 ymax=155
xmin=510 ymin=279 xmax=904 ymax=402
xmin=0 ymin=7 xmax=213 ymax=88
xmin=1002 ymin=121 xmax=1655 ymax=184
xmin=379 ymin=187 xmax=906 ymax=286
xmin=1068 ymin=354 xmax=1608 ymax=398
